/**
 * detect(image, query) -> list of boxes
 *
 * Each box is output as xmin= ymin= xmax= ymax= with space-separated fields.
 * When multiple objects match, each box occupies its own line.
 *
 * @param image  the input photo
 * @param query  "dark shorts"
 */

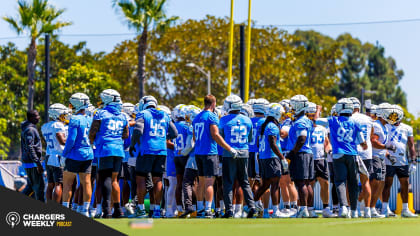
xmin=289 ymin=152 xmax=314 ymax=181
xmin=195 ymin=154 xmax=219 ymax=177
xmin=99 ymin=156 xmax=123 ymax=172
xmin=386 ymin=165 xmax=409 ymax=178
xmin=260 ymin=158 xmax=282 ymax=179
xmin=314 ymin=159 xmax=329 ymax=180
xmin=119 ymin=162 xmax=130 ymax=180
xmin=64 ymin=158 xmax=92 ymax=174
xmin=362 ymin=159 xmax=374 ymax=176
xmin=328 ymin=161 xmax=334 ymax=183
xmin=46 ymin=165 xmax=63 ymax=183
xmin=174 ymin=156 xmax=188 ymax=176
xmin=136 ymin=154 xmax=166 ymax=177
xmin=371 ymin=156 xmax=386 ymax=181
xmin=91 ymin=165 xmax=97 ymax=178
xmin=248 ymin=152 xmax=257 ymax=178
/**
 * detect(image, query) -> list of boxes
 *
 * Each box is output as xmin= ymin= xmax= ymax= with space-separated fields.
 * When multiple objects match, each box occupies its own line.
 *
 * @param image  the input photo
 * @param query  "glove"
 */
xmin=409 ymin=163 xmax=417 ymax=174
xmin=281 ymin=158 xmax=289 ymax=173
xmin=385 ymin=144 xmax=396 ymax=152
xmin=129 ymin=145 xmax=136 ymax=157
xmin=229 ymin=148 xmax=238 ymax=159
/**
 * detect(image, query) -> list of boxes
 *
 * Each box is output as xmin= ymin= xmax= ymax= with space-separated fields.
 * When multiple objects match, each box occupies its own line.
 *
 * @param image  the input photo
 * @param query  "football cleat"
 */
xmin=196 ymin=209 xmax=205 ymax=218
xmin=204 ymin=210 xmax=214 ymax=219
xmin=351 ymin=210 xmax=358 ymax=218
xmin=401 ymin=209 xmax=418 ymax=218
xmin=322 ymin=208 xmax=337 ymax=218
xmin=262 ymin=210 xmax=271 ymax=219
xmin=309 ymin=210 xmax=319 ymax=218
xmin=124 ymin=203 xmax=135 ymax=216
xmin=152 ymin=209 xmax=162 ymax=218
xmin=128 ymin=208 xmax=147 ymax=218
xmin=80 ymin=210 xmax=90 ymax=217
xmin=247 ymin=208 xmax=257 ymax=218
xmin=272 ymin=210 xmax=289 ymax=218
xmin=339 ymin=206 xmax=350 ymax=218
xmin=370 ymin=208 xmax=385 ymax=218
xmin=364 ymin=208 xmax=371 ymax=218
xmin=382 ymin=207 xmax=397 ymax=218
xmin=296 ymin=208 xmax=310 ymax=218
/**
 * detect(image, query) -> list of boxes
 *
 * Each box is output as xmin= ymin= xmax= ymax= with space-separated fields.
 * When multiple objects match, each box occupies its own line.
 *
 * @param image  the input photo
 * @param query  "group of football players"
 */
xmin=37 ymin=89 xmax=418 ymax=219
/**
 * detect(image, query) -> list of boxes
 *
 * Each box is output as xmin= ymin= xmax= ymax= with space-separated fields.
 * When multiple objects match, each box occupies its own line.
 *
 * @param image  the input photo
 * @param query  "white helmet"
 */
xmin=223 ymin=95 xmax=243 ymax=113
xmin=48 ymin=103 xmax=68 ymax=120
xmin=134 ymin=103 xmax=140 ymax=114
xmin=280 ymin=99 xmax=292 ymax=113
xmin=100 ymin=89 xmax=122 ymax=106
xmin=370 ymin=104 xmax=378 ymax=116
xmin=305 ymin=102 xmax=317 ymax=114
xmin=139 ymin=95 xmax=158 ymax=111
xmin=240 ymin=104 xmax=254 ymax=118
xmin=392 ymin=104 xmax=404 ymax=123
xmin=186 ymin=105 xmax=201 ymax=122
xmin=252 ymin=98 xmax=269 ymax=115
xmin=172 ymin=104 xmax=186 ymax=120
xmin=247 ymin=98 xmax=257 ymax=106
xmin=122 ymin=103 xmax=135 ymax=116
xmin=157 ymin=105 xmax=171 ymax=116
xmin=267 ymin=103 xmax=285 ymax=121
xmin=335 ymin=98 xmax=354 ymax=115
xmin=378 ymin=103 xmax=398 ymax=124
xmin=216 ymin=105 xmax=227 ymax=117
xmin=290 ymin=95 xmax=309 ymax=115
xmin=86 ymin=103 xmax=96 ymax=117
xmin=376 ymin=103 xmax=392 ymax=118
xmin=349 ymin=97 xmax=361 ymax=110
xmin=69 ymin=93 xmax=90 ymax=112
xmin=330 ymin=104 xmax=338 ymax=116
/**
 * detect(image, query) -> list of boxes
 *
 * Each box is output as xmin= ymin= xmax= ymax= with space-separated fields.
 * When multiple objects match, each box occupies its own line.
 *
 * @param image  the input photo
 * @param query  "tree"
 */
xmin=3 ymin=0 xmax=71 ymax=110
xmin=112 ymin=0 xmax=178 ymax=99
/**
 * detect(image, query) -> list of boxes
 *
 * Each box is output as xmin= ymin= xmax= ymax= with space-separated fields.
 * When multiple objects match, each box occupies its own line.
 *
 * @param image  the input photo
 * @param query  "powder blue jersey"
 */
xmin=94 ymin=106 xmax=128 ymax=158
xmin=249 ymin=117 xmax=265 ymax=153
xmin=41 ymin=121 xmax=68 ymax=167
xmin=138 ymin=108 xmax=171 ymax=156
xmin=219 ymin=114 xmax=252 ymax=150
xmin=287 ymin=115 xmax=313 ymax=154
xmin=192 ymin=110 xmax=219 ymax=155
xmin=328 ymin=116 xmax=364 ymax=156
xmin=258 ymin=122 xmax=282 ymax=159
xmin=280 ymin=118 xmax=292 ymax=151
xmin=174 ymin=121 xmax=190 ymax=157
xmin=63 ymin=114 xmax=93 ymax=161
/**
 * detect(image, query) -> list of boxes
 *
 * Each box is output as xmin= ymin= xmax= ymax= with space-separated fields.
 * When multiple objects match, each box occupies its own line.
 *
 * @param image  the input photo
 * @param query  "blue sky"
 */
xmin=1 ymin=0 xmax=420 ymax=115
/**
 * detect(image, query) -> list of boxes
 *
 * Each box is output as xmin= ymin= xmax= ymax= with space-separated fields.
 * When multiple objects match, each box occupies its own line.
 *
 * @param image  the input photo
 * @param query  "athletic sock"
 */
xmin=234 ymin=204 xmax=241 ymax=213
xmin=155 ymin=205 xmax=160 ymax=211
xmin=284 ymin=202 xmax=290 ymax=209
xmin=220 ymin=200 xmax=225 ymax=210
xmin=205 ymin=201 xmax=212 ymax=211
xmin=272 ymin=205 xmax=279 ymax=213
xmin=382 ymin=202 xmax=388 ymax=213
xmin=83 ymin=202 xmax=90 ymax=211
xmin=308 ymin=206 xmax=314 ymax=211
xmin=291 ymin=201 xmax=298 ymax=209
xmin=62 ymin=202 xmax=69 ymax=208
xmin=78 ymin=205 xmax=83 ymax=212
xmin=138 ymin=204 xmax=145 ymax=210
xmin=192 ymin=205 xmax=197 ymax=211
xmin=323 ymin=204 xmax=329 ymax=209
xmin=96 ymin=205 xmax=102 ymax=214
xmin=197 ymin=201 xmax=204 ymax=211
xmin=177 ymin=205 xmax=183 ymax=212
xmin=72 ymin=203 xmax=78 ymax=211
xmin=403 ymin=203 xmax=409 ymax=211
xmin=300 ymin=206 xmax=307 ymax=211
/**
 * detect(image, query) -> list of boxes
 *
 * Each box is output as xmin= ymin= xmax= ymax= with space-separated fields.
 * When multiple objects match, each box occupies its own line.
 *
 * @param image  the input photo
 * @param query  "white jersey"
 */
xmin=372 ymin=120 xmax=389 ymax=159
xmin=385 ymin=123 xmax=413 ymax=166
xmin=311 ymin=125 xmax=328 ymax=160
xmin=351 ymin=112 xmax=373 ymax=160
xmin=41 ymin=121 xmax=68 ymax=167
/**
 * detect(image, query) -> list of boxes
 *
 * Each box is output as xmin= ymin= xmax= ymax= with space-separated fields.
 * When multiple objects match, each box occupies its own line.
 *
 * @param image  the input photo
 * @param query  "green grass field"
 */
xmin=96 ymin=218 xmax=420 ymax=236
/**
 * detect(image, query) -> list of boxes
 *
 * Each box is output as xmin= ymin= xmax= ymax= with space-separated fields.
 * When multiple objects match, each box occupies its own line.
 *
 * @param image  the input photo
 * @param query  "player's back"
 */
xmin=174 ymin=120 xmax=189 ymax=157
xmin=328 ymin=116 xmax=360 ymax=156
xmin=351 ymin=112 xmax=373 ymax=160
xmin=220 ymin=113 xmax=252 ymax=150
xmin=192 ymin=110 xmax=219 ymax=155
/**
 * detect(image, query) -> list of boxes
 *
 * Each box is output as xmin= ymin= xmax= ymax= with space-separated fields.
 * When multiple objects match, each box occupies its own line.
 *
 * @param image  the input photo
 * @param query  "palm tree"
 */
xmin=113 ymin=0 xmax=178 ymax=99
xmin=3 ymin=0 xmax=71 ymax=110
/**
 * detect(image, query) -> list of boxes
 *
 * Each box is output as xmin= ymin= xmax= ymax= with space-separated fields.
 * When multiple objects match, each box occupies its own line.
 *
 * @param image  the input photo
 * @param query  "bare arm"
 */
xmin=371 ymin=134 xmax=386 ymax=149
xmin=166 ymin=140 xmax=175 ymax=150
xmin=292 ymin=135 xmax=306 ymax=154
xmin=56 ymin=132 xmax=66 ymax=145
xmin=324 ymin=136 xmax=332 ymax=153
xmin=89 ymin=120 xmax=101 ymax=144
xmin=122 ymin=125 xmax=129 ymax=139
xmin=408 ymin=136 xmax=416 ymax=162
xmin=210 ymin=124 xmax=232 ymax=151
xmin=269 ymin=135 xmax=285 ymax=160
xmin=280 ymin=129 xmax=288 ymax=139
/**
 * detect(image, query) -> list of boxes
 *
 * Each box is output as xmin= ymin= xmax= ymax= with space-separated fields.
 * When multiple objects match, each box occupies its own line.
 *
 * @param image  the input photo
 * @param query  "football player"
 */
xmin=286 ymin=95 xmax=314 ymax=218
xmin=41 ymin=103 xmax=69 ymax=203
xmin=381 ymin=105 xmax=418 ymax=217
xmin=89 ymin=89 xmax=129 ymax=218
xmin=129 ymin=96 xmax=178 ymax=218
xmin=254 ymin=103 xmax=288 ymax=218
xmin=370 ymin=103 xmax=396 ymax=218
xmin=193 ymin=95 xmax=238 ymax=218
xmin=306 ymin=102 xmax=336 ymax=218
xmin=315 ymin=98 xmax=367 ymax=218
xmin=62 ymin=93 xmax=94 ymax=217
xmin=219 ymin=95 xmax=257 ymax=218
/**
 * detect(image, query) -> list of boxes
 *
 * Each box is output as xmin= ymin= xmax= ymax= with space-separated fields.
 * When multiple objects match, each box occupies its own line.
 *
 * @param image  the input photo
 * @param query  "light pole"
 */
xmin=361 ymin=88 xmax=377 ymax=113
xmin=186 ymin=63 xmax=211 ymax=95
